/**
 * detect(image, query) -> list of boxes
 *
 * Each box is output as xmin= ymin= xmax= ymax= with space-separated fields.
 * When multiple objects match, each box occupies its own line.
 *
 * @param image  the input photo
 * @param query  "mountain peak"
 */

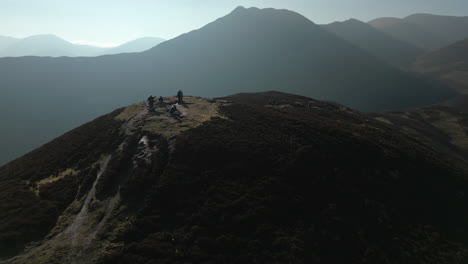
xmin=213 ymin=5 xmax=319 ymax=30
xmin=19 ymin=34 xmax=72 ymax=46
xmin=231 ymin=6 xmax=260 ymax=13
xmin=231 ymin=6 xmax=247 ymax=13
xmin=227 ymin=6 xmax=308 ymax=20
xmin=328 ymin=18 xmax=366 ymax=27
xmin=346 ymin=18 xmax=366 ymax=24
xmin=24 ymin=34 xmax=64 ymax=40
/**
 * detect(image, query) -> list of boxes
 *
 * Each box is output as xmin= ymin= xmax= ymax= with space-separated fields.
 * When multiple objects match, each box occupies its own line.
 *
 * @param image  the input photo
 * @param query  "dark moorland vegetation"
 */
xmin=0 ymin=109 xmax=123 ymax=258
xmin=2 ymin=92 xmax=468 ymax=263
xmin=97 ymin=92 xmax=468 ymax=263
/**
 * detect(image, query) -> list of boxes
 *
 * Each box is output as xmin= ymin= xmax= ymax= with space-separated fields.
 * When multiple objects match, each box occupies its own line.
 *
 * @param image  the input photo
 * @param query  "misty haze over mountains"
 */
xmin=368 ymin=13 xmax=468 ymax=51
xmin=0 ymin=35 xmax=165 ymax=57
xmin=322 ymin=19 xmax=425 ymax=68
xmin=0 ymin=6 xmax=461 ymax=166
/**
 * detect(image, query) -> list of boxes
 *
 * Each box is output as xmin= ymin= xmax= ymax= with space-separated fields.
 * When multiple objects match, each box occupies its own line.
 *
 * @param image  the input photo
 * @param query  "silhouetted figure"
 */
xmin=159 ymin=96 xmax=164 ymax=104
xmin=147 ymin=95 xmax=155 ymax=112
xmin=177 ymin=90 xmax=183 ymax=104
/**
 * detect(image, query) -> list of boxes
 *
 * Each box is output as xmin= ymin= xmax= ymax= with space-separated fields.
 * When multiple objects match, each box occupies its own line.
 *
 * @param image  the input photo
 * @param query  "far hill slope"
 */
xmin=323 ymin=19 xmax=424 ymax=68
xmin=371 ymin=98 xmax=468 ymax=176
xmin=443 ymin=95 xmax=468 ymax=112
xmin=0 ymin=35 xmax=106 ymax=57
xmin=2 ymin=92 xmax=468 ymax=263
xmin=102 ymin=37 xmax=165 ymax=55
xmin=0 ymin=36 xmax=165 ymax=57
xmin=369 ymin=14 xmax=468 ymax=51
xmin=0 ymin=36 xmax=18 ymax=51
xmin=413 ymin=38 xmax=468 ymax=93
xmin=0 ymin=7 xmax=455 ymax=166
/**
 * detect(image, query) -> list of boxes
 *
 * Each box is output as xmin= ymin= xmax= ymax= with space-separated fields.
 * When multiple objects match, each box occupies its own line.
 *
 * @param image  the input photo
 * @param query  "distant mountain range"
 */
xmin=0 ymin=7 xmax=458 ymax=166
xmin=322 ymin=19 xmax=424 ymax=68
xmin=369 ymin=14 xmax=468 ymax=51
xmin=0 ymin=35 xmax=165 ymax=57
xmin=413 ymin=38 xmax=468 ymax=93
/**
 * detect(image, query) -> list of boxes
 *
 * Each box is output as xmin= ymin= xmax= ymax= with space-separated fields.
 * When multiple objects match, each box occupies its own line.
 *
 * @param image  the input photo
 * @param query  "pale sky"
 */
xmin=1 ymin=0 xmax=467 ymax=46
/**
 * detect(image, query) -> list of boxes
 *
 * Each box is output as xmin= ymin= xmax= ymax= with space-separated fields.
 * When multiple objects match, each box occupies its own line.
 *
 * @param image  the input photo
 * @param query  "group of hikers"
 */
xmin=147 ymin=90 xmax=184 ymax=114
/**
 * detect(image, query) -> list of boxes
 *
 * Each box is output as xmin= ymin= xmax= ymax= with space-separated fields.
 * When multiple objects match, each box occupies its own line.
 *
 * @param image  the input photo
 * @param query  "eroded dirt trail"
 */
xmin=4 ymin=96 xmax=228 ymax=264
xmin=4 ymin=156 xmax=118 ymax=264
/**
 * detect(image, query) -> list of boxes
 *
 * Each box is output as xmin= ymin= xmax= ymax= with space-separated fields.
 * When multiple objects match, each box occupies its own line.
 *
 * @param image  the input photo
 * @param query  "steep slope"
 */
xmin=0 ymin=7 xmax=455 ymax=166
xmin=103 ymin=37 xmax=165 ymax=55
xmin=0 ymin=36 xmax=18 ymax=51
xmin=443 ymin=95 xmax=468 ymax=112
xmin=369 ymin=14 xmax=468 ymax=51
xmin=0 ymin=35 xmax=106 ymax=57
xmin=323 ymin=19 xmax=424 ymax=68
xmin=372 ymin=105 xmax=468 ymax=168
xmin=2 ymin=92 xmax=468 ymax=264
xmin=0 ymin=108 xmax=125 ymax=259
xmin=413 ymin=38 xmax=468 ymax=93
xmin=405 ymin=14 xmax=468 ymax=45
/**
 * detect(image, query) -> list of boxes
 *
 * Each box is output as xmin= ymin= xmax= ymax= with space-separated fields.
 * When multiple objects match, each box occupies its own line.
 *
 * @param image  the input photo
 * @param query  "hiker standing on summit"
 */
xmin=147 ymin=95 xmax=155 ymax=113
xmin=177 ymin=90 xmax=183 ymax=104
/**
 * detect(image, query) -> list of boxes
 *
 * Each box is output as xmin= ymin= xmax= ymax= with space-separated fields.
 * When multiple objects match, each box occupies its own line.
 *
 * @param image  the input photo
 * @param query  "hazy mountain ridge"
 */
xmin=322 ymin=18 xmax=424 ymax=68
xmin=0 ymin=35 xmax=165 ymax=57
xmin=369 ymin=13 xmax=468 ymax=51
xmin=0 ymin=36 xmax=19 ymax=51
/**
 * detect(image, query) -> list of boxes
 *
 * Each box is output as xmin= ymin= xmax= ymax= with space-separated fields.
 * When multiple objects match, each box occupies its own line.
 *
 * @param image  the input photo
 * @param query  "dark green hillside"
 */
xmin=99 ymin=93 xmax=468 ymax=264
xmin=3 ymin=92 xmax=468 ymax=264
